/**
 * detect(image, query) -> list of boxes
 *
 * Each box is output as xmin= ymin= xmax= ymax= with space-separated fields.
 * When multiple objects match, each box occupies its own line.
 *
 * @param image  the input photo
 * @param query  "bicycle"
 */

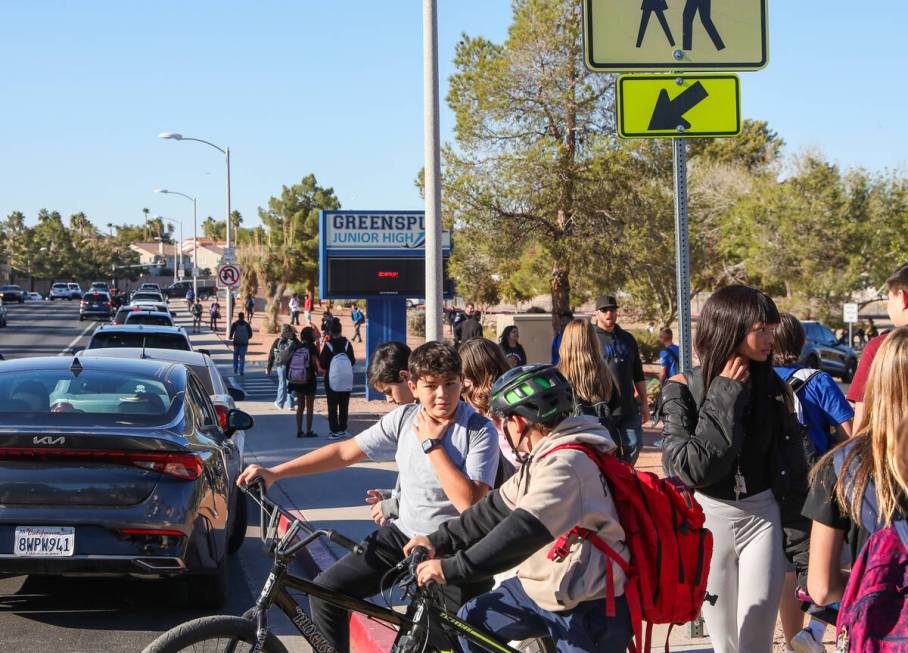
xmin=143 ymin=482 xmax=555 ymax=653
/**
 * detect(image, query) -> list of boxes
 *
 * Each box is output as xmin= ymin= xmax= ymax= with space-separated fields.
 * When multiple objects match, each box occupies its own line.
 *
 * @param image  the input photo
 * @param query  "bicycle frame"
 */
xmin=243 ymin=483 xmax=521 ymax=653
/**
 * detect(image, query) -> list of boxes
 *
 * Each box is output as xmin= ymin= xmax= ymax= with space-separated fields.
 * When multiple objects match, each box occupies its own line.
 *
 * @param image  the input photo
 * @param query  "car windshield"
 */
xmin=88 ymin=332 xmax=190 ymax=351
xmin=125 ymin=314 xmax=173 ymax=326
xmin=0 ymin=368 xmax=182 ymax=426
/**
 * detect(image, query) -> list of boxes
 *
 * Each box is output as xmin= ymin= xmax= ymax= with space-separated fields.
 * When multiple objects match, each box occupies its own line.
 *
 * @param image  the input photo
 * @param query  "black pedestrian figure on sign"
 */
xmin=683 ymin=0 xmax=725 ymax=51
xmin=637 ymin=0 xmax=675 ymax=48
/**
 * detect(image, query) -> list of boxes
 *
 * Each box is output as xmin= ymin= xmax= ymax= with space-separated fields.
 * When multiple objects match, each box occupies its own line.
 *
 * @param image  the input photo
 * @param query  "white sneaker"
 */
xmin=273 ymin=402 xmax=283 ymax=410
xmin=338 ymin=430 xmax=350 ymax=438
xmin=328 ymin=432 xmax=343 ymax=440
xmin=791 ymin=628 xmax=824 ymax=653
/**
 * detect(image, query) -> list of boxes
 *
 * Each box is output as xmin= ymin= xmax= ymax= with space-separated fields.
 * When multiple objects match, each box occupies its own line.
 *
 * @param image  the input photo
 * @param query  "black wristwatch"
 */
xmin=421 ymin=438 xmax=443 ymax=454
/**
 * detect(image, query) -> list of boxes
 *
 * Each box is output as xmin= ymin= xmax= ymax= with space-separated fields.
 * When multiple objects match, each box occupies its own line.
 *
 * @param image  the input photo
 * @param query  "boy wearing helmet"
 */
xmin=404 ymin=364 xmax=632 ymax=652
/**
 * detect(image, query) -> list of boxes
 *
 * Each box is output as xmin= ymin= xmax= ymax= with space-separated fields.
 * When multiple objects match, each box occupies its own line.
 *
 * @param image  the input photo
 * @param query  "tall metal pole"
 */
xmin=178 ymin=222 xmax=184 ymax=282
xmin=673 ymin=137 xmax=693 ymax=373
xmin=192 ymin=197 xmax=198 ymax=299
xmin=225 ymin=147 xmax=234 ymax=326
xmin=422 ymin=0 xmax=443 ymax=342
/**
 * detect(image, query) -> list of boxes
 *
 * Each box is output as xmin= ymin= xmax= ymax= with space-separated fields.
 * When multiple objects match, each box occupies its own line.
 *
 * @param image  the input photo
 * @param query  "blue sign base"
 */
xmin=364 ymin=297 xmax=408 ymax=402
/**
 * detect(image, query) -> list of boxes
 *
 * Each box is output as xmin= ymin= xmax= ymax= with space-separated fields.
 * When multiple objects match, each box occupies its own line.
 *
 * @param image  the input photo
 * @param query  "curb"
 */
xmin=276 ymin=512 xmax=395 ymax=653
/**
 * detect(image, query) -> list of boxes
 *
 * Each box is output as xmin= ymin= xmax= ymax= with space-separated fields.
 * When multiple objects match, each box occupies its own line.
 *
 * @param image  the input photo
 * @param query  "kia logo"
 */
xmin=33 ymin=436 xmax=65 ymax=446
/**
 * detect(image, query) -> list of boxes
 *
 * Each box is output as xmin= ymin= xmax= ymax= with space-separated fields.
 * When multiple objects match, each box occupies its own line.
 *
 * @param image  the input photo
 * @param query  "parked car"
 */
xmin=25 ymin=292 xmax=44 ymax=302
xmin=90 ymin=281 xmax=109 ymax=292
xmin=162 ymin=281 xmax=217 ymax=300
xmin=800 ymin=319 xmax=858 ymax=382
xmin=124 ymin=311 xmax=175 ymax=327
xmin=79 ymin=291 xmax=114 ymax=321
xmin=138 ymin=282 xmax=163 ymax=294
xmin=0 ymin=285 xmax=25 ymax=303
xmin=49 ymin=282 xmax=72 ymax=300
xmin=86 ymin=324 xmax=192 ymax=352
xmin=0 ymin=355 xmax=253 ymax=607
xmin=67 ymin=283 xmax=83 ymax=299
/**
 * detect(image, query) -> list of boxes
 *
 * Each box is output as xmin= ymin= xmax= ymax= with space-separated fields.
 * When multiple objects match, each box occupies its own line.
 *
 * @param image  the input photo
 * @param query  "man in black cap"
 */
xmin=593 ymin=294 xmax=649 ymax=465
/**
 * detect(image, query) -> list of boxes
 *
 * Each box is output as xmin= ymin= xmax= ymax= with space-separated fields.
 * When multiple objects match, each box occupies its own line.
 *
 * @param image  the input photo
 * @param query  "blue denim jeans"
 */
xmin=233 ymin=344 xmax=248 ymax=375
xmin=458 ymin=577 xmax=631 ymax=653
xmin=618 ymin=413 xmax=643 ymax=465
xmin=275 ymin=366 xmax=295 ymax=408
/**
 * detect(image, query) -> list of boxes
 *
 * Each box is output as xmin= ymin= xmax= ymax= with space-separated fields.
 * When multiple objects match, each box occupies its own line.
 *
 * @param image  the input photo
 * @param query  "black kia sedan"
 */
xmin=0 ymin=355 xmax=253 ymax=608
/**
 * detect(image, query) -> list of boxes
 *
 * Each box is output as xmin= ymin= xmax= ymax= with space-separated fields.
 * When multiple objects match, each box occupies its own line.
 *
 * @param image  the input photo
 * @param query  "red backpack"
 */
xmin=543 ymin=445 xmax=714 ymax=653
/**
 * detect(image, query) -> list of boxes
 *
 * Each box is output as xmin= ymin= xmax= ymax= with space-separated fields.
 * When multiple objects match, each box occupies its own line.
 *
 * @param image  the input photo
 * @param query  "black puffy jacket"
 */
xmin=660 ymin=367 xmax=814 ymax=577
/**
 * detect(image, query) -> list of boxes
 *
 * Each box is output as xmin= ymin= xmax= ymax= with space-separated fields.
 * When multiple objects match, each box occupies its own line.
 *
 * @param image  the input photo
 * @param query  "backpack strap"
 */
xmin=833 ymin=442 xmax=884 ymax=535
xmin=541 ymin=443 xmax=644 ymax=653
xmin=787 ymin=368 xmax=822 ymax=395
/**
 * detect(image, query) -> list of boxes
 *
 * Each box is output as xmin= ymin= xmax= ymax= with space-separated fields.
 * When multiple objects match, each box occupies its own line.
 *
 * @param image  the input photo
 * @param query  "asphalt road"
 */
xmin=0 ymin=300 xmax=99 ymax=359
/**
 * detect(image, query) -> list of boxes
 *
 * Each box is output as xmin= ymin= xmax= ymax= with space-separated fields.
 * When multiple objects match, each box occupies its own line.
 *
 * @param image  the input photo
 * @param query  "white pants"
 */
xmin=697 ymin=489 xmax=786 ymax=653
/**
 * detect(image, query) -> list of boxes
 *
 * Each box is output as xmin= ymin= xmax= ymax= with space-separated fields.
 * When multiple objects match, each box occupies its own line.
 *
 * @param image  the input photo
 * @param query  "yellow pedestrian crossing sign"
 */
xmin=616 ymin=74 xmax=741 ymax=138
xmin=582 ymin=0 xmax=768 ymax=72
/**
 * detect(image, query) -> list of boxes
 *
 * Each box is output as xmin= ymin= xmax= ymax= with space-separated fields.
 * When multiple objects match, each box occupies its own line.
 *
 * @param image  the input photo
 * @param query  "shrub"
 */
xmin=627 ymin=328 xmax=662 ymax=364
xmin=408 ymin=309 xmax=426 ymax=337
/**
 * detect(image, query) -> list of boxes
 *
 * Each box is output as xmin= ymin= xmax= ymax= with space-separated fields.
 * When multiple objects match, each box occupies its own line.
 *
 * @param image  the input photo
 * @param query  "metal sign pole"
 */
xmin=673 ymin=137 xmax=693 ymax=373
xmin=422 ymin=0 xmax=443 ymax=342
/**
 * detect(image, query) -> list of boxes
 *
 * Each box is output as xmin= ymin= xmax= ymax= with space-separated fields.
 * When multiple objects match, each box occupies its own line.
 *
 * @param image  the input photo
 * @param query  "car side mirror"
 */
xmin=227 ymin=385 xmax=245 ymax=402
xmin=70 ymin=346 xmax=84 ymax=354
xmin=197 ymin=348 xmax=210 ymax=357
xmin=0 ymin=353 xmax=5 ymax=361
xmin=225 ymin=408 xmax=254 ymax=436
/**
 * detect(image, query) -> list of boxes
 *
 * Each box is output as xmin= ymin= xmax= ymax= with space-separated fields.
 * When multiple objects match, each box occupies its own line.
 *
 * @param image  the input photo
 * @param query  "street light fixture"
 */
xmin=158 ymin=131 xmax=233 ymax=323
xmin=154 ymin=215 xmax=183 ymax=285
xmin=155 ymin=189 xmax=198 ymax=298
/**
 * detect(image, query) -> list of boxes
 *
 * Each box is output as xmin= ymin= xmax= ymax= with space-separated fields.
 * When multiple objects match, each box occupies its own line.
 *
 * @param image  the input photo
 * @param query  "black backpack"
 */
xmin=572 ymin=398 xmax=623 ymax=458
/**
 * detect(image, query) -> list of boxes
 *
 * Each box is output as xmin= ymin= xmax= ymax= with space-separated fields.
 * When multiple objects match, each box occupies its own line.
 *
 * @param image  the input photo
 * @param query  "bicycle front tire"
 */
xmin=142 ymin=615 xmax=289 ymax=653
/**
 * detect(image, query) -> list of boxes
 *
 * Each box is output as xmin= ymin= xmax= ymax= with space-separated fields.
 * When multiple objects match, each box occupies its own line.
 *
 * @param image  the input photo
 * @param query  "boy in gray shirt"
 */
xmin=238 ymin=342 xmax=500 ymax=653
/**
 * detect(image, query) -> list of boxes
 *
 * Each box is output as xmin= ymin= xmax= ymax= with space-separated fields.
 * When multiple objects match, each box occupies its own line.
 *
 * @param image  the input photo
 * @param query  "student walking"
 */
xmin=802 ymin=327 xmax=908 ymax=652
xmin=303 ymin=289 xmax=313 ymax=324
xmin=191 ymin=299 xmax=203 ymax=334
xmin=652 ymin=327 xmax=681 ymax=427
xmin=660 ymin=285 xmax=813 ymax=653
xmin=209 ymin=299 xmax=221 ymax=333
xmin=229 ymin=312 xmax=253 ymax=376
xmin=289 ymin=327 xmax=320 ymax=438
xmin=498 ymin=325 xmax=527 ymax=367
xmin=289 ymin=293 xmax=301 ymax=326
xmin=266 ymin=324 xmax=299 ymax=411
xmin=351 ymin=305 xmax=365 ymax=343
xmin=185 ymin=286 xmax=194 ymax=312
xmin=773 ymin=313 xmax=854 ymax=653
xmin=320 ymin=318 xmax=355 ymax=439
xmin=237 ymin=342 xmax=500 ymax=653
xmin=593 ymin=295 xmax=649 ymax=464
xmin=244 ymin=293 xmax=255 ymax=320
xmin=550 ymin=310 xmax=574 ymax=365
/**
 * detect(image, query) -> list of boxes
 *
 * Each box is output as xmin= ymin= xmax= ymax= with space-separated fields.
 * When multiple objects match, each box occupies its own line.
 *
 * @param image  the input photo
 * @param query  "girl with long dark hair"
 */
xmin=660 ymin=285 xmax=812 ymax=653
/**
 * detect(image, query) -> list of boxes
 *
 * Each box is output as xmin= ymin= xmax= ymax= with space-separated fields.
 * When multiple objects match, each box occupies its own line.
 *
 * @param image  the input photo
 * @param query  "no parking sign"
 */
xmin=218 ymin=263 xmax=240 ymax=288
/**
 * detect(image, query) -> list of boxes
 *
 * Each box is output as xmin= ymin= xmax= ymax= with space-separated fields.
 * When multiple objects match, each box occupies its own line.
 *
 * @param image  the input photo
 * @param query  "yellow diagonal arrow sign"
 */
xmin=616 ymin=74 xmax=741 ymax=139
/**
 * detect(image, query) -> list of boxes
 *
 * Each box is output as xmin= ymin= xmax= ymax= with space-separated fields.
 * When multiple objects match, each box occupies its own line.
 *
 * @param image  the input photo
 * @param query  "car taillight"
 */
xmin=214 ymin=404 xmax=230 ymax=431
xmin=0 ymin=448 xmax=204 ymax=481
xmin=80 ymin=301 xmax=87 ymax=306
xmin=106 ymin=302 xmax=112 ymax=306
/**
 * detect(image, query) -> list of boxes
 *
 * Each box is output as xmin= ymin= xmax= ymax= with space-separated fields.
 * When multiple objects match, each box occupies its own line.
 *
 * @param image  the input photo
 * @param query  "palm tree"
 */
xmin=142 ymin=207 xmax=150 ymax=240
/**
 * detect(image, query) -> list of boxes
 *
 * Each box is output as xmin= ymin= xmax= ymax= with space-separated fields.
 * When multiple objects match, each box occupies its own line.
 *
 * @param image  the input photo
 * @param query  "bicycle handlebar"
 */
xmin=241 ymin=479 xmax=365 ymax=556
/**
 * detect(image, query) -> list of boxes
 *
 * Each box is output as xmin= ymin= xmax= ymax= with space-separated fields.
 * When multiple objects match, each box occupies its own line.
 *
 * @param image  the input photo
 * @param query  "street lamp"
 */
xmin=155 ymin=189 xmax=197 ymax=298
xmin=158 ymin=131 xmax=232 ymax=324
xmin=154 ymin=215 xmax=183 ymax=285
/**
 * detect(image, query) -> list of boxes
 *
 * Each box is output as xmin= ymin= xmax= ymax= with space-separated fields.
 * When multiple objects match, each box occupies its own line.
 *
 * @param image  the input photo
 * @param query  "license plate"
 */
xmin=14 ymin=526 xmax=75 ymax=557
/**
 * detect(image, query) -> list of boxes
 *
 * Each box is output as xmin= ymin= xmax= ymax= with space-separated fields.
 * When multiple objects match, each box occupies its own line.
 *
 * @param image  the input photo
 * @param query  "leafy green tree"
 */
xmin=255 ymin=174 xmax=340 ymax=332
xmin=442 ymin=0 xmax=619 ymax=330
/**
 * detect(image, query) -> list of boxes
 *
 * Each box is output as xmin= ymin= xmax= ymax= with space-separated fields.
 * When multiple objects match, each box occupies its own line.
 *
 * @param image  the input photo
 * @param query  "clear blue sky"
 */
xmin=1 ymin=1 xmax=905 ymax=232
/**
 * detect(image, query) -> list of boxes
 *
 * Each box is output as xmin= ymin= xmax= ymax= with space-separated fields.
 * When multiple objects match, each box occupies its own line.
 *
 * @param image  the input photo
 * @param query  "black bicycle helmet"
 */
xmin=490 ymin=364 xmax=574 ymax=427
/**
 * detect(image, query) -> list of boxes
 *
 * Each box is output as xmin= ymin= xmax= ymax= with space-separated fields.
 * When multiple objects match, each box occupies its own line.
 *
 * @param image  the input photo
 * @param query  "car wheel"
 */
xmin=842 ymin=360 xmax=857 ymax=383
xmin=187 ymin=560 xmax=229 ymax=610
xmin=227 ymin=491 xmax=248 ymax=554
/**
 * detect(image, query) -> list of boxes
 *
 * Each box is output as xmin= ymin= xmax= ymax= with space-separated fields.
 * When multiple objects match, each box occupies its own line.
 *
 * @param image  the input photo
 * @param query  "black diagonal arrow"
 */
xmin=648 ymin=81 xmax=709 ymax=131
